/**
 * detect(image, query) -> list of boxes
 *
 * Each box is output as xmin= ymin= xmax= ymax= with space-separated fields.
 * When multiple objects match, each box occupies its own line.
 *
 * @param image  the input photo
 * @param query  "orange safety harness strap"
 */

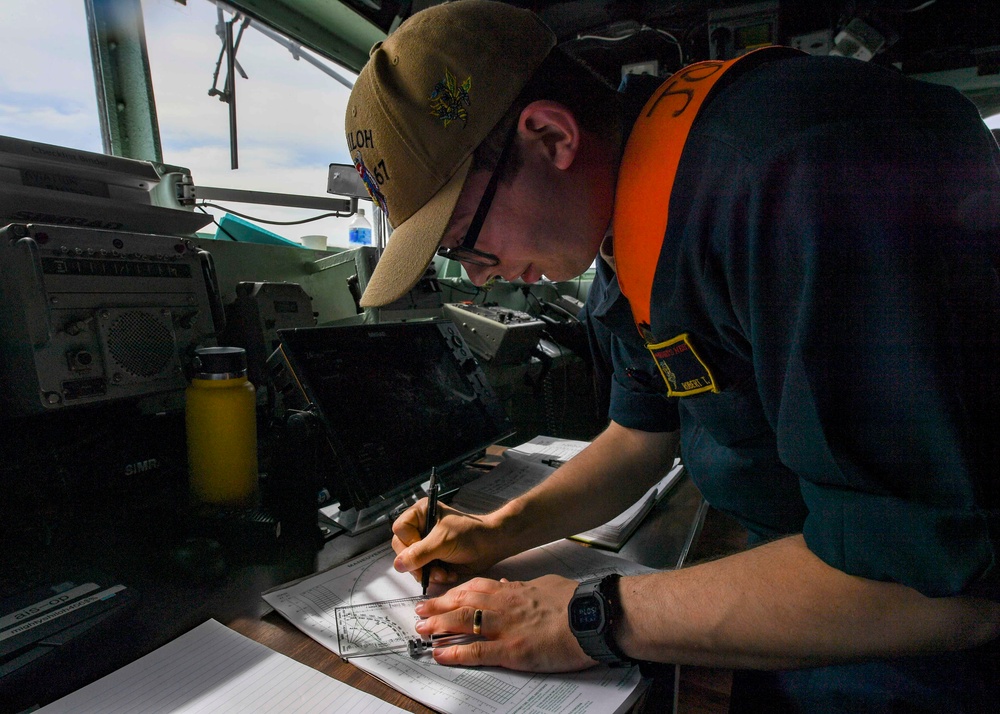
xmin=613 ymin=47 xmax=803 ymax=334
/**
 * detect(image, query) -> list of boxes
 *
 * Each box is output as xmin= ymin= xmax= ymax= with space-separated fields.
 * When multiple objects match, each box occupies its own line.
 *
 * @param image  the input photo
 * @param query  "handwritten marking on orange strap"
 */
xmin=614 ymin=57 xmax=737 ymax=330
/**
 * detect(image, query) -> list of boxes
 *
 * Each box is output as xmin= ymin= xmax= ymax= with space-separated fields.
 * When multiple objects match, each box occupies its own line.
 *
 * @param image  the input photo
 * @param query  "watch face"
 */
xmin=571 ymin=595 xmax=604 ymax=631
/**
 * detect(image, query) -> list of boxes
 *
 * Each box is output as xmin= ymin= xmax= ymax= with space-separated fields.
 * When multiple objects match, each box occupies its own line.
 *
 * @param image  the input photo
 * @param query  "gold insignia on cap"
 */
xmin=429 ymin=68 xmax=472 ymax=127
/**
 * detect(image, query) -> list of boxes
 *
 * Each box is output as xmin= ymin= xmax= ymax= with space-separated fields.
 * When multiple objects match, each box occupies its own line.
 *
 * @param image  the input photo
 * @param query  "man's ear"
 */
xmin=518 ymin=100 xmax=580 ymax=171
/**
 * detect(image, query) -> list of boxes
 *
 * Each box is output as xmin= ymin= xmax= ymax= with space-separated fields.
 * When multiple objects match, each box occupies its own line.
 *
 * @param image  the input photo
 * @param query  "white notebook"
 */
xmin=36 ymin=619 xmax=407 ymax=713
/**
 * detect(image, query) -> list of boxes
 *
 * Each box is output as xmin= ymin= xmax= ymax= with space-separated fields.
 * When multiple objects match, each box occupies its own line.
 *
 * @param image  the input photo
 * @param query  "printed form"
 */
xmin=263 ymin=539 xmax=655 ymax=714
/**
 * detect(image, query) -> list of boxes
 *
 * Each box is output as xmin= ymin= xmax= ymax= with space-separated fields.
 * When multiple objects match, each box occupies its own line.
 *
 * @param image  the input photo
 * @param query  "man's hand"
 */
xmin=412 ymin=575 xmax=597 ymax=672
xmin=391 ymin=501 xmax=508 ymax=587
xmin=392 ymin=423 xmax=679 ymax=589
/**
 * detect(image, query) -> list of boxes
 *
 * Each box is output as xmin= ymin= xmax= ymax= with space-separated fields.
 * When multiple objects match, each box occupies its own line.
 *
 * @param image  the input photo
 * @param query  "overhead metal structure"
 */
xmin=85 ymin=0 xmax=163 ymax=162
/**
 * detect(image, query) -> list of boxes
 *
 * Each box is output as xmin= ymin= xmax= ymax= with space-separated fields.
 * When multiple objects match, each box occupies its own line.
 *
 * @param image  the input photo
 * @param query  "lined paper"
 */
xmin=36 ymin=619 xmax=407 ymax=713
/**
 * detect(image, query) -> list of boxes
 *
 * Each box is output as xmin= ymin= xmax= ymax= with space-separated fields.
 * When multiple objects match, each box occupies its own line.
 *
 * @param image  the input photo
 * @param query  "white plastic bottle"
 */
xmin=348 ymin=208 xmax=372 ymax=246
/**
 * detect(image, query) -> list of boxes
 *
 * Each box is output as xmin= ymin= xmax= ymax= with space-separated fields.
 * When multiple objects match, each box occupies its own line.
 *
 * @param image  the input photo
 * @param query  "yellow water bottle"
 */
xmin=186 ymin=346 xmax=258 ymax=505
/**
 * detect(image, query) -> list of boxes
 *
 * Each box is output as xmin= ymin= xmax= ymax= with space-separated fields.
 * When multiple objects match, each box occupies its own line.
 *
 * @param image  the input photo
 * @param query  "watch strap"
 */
xmin=596 ymin=574 xmax=634 ymax=665
xmin=601 ymin=574 xmax=671 ymax=679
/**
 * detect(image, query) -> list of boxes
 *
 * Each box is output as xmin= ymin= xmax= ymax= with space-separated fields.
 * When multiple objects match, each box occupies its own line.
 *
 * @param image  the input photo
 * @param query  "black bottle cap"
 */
xmin=192 ymin=346 xmax=247 ymax=378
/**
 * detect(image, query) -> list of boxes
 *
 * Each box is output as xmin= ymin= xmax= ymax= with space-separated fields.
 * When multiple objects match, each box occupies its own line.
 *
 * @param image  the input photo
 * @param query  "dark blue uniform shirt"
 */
xmin=585 ymin=54 xmax=1000 ymax=711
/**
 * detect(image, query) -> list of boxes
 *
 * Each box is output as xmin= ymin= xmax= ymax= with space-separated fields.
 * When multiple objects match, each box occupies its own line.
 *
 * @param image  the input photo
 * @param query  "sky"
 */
xmin=0 ymin=0 xmax=365 ymax=248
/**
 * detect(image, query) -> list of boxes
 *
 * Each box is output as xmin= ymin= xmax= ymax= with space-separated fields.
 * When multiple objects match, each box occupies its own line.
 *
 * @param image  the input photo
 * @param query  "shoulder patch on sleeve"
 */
xmin=647 ymin=333 xmax=719 ymax=397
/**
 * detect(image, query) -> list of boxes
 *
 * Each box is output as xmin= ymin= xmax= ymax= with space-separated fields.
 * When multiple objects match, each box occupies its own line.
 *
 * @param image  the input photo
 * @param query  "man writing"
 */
xmin=345 ymin=1 xmax=999 ymax=709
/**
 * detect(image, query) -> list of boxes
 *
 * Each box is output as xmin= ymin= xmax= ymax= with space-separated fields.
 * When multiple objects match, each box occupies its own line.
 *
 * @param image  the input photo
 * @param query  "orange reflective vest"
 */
xmin=613 ymin=46 xmax=802 ymax=397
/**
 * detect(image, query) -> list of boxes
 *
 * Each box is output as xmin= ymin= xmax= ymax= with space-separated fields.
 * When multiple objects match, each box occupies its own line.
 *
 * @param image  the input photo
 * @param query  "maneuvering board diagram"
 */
xmin=335 ymin=596 xmax=424 ymax=657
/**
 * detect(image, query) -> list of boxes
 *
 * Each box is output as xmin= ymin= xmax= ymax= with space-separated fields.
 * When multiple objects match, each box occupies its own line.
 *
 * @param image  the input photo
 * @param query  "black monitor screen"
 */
xmin=276 ymin=320 xmax=513 ymax=510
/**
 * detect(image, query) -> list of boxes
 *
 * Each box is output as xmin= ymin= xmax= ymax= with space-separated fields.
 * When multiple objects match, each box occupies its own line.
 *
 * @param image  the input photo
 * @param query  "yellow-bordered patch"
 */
xmin=647 ymin=333 xmax=718 ymax=397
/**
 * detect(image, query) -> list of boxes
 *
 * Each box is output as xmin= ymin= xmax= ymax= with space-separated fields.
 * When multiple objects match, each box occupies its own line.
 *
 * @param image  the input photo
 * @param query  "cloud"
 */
xmin=2 ymin=2 xmax=94 ymax=93
xmin=0 ymin=100 xmax=102 ymax=152
xmin=0 ymin=1 xmax=102 ymax=150
xmin=144 ymin=0 xmax=354 ymax=163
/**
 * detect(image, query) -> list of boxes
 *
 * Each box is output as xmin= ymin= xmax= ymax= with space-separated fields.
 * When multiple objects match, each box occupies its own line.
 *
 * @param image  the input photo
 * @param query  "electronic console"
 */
xmin=267 ymin=320 xmax=513 ymax=531
xmin=0 ymin=223 xmax=223 ymax=415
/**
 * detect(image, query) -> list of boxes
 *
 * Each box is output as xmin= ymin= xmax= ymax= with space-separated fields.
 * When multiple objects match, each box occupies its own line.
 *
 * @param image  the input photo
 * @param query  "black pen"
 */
xmin=421 ymin=466 xmax=440 ymax=596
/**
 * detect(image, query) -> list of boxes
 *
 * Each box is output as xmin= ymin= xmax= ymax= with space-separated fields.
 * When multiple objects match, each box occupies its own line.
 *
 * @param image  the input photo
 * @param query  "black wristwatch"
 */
xmin=567 ymin=574 xmax=633 ymax=667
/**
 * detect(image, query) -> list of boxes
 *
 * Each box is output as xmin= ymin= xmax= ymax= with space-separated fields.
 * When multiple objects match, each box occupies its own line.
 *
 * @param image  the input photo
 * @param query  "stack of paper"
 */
xmin=571 ymin=458 xmax=684 ymax=550
xmin=451 ymin=435 xmax=684 ymax=551
xmin=449 ymin=435 xmax=589 ymax=514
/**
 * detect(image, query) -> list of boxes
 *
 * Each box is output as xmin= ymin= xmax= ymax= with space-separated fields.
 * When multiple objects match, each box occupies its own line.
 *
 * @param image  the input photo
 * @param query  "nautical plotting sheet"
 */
xmin=263 ymin=539 xmax=655 ymax=714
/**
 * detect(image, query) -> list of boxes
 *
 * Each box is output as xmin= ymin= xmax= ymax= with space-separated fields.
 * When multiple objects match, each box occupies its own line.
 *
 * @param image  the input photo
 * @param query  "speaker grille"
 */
xmin=105 ymin=310 xmax=176 ymax=378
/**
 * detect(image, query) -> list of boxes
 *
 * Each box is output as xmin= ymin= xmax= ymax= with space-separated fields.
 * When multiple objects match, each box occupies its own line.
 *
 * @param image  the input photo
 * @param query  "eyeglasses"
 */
xmin=436 ymin=127 xmax=517 ymax=268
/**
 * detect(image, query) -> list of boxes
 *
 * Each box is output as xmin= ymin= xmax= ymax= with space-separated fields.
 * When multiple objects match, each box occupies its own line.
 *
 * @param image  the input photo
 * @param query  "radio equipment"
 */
xmin=0 ymin=223 xmax=224 ymax=416
xmin=222 ymin=281 xmax=317 ymax=388
xmin=309 ymin=246 xmax=443 ymax=324
xmin=441 ymin=302 xmax=545 ymax=365
xmin=0 ymin=134 xmax=211 ymax=236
